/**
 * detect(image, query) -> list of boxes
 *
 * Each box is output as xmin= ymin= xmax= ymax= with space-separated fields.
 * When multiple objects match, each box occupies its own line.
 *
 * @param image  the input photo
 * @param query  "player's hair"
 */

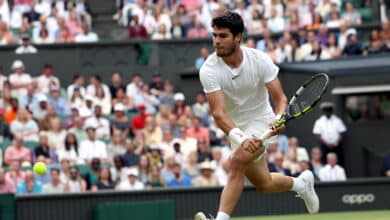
xmin=211 ymin=11 xmax=244 ymax=37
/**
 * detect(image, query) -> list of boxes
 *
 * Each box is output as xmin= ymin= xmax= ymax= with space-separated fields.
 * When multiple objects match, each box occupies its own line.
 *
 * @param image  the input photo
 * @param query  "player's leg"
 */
xmin=245 ymin=155 xmax=320 ymax=214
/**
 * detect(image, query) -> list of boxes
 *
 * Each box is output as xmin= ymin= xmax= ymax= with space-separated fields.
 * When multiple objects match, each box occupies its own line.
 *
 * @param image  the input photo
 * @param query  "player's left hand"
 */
xmin=268 ymin=120 xmax=286 ymax=137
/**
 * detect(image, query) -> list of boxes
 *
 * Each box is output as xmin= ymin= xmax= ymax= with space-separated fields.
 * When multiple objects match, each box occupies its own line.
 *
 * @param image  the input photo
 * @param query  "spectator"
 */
xmin=67 ymin=74 xmax=86 ymax=98
xmin=86 ymin=74 xmax=111 ymax=100
xmin=137 ymin=154 xmax=150 ymax=183
xmin=157 ymin=129 xmax=175 ymax=158
xmin=167 ymin=163 xmax=191 ymax=188
xmin=337 ymin=20 xmax=349 ymax=51
xmin=247 ymin=9 xmax=264 ymax=35
xmin=127 ymin=15 xmax=148 ymax=39
xmin=318 ymin=152 xmax=347 ymax=181
xmin=5 ymin=160 xmax=25 ymax=186
xmin=133 ymin=84 xmax=159 ymax=114
xmin=4 ymin=136 xmax=31 ymax=166
xmin=4 ymin=98 xmax=19 ymax=125
xmin=112 ymin=87 xmax=133 ymax=111
xmin=195 ymin=47 xmax=209 ymax=70
xmin=187 ymin=19 xmax=209 ymax=38
xmin=57 ymin=132 xmax=81 ymax=164
xmin=304 ymin=41 xmax=331 ymax=61
xmin=47 ymin=86 xmax=70 ymax=115
xmin=269 ymin=152 xmax=292 ymax=176
xmin=286 ymin=11 xmax=301 ymax=32
xmin=192 ymin=160 xmax=219 ymax=187
xmin=294 ymin=158 xmax=312 ymax=178
xmin=10 ymin=108 xmax=39 ymax=142
xmin=116 ymin=167 xmax=145 ymax=191
xmin=283 ymin=148 xmax=300 ymax=175
xmin=159 ymin=80 xmax=175 ymax=110
xmin=131 ymin=103 xmax=151 ymax=131
xmin=342 ymin=28 xmax=363 ymax=56
xmin=75 ymin=23 xmax=98 ymax=43
xmin=46 ymin=117 xmax=67 ymax=150
xmin=56 ymin=27 xmax=75 ymax=43
xmin=20 ymin=84 xmax=40 ymax=113
xmin=34 ymin=28 xmax=54 ymax=44
xmin=85 ymin=105 xmax=110 ymax=139
xmin=149 ymin=73 xmax=164 ymax=94
xmin=111 ymin=103 xmax=130 ymax=136
xmin=68 ymin=117 xmax=88 ymax=143
xmin=32 ymin=131 xmax=57 ymax=164
xmin=109 ymin=72 xmax=126 ymax=99
xmin=151 ymin=24 xmax=172 ymax=40
xmin=307 ymin=13 xmax=323 ymax=30
xmin=0 ymin=108 xmax=12 ymax=140
xmin=326 ymin=7 xmax=342 ymax=28
xmin=16 ymin=171 xmax=43 ymax=195
xmin=79 ymin=126 xmax=108 ymax=164
xmin=126 ymin=73 xmax=143 ymax=101
xmin=323 ymin=33 xmax=341 ymax=58
xmin=145 ymin=165 xmax=166 ymax=189
xmin=0 ymin=21 xmax=15 ymax=44
xmin=35 ymin=64 xmax=60 ymax=94
xmin=65 ymin=166 xmax=87 ymax=192
xmin=183 ymin=151 xmax=199 ymax=180
xmin=91 ymin=167 xmax=116 ymax=191
xmin=91 ymin=86 xmax=111 ymax=115
xmin=313 ymin=102 xmax=347 ymax=165
xmin=9 ymin=60 xmax=33 ymax=98
xmin=111 ymin=155 xmax=128 ymax=183
xmin=107 ymin=130 xmax=126 ymax=159
xmin=342 ymin=2 xmax=362 ymax=26
xmin=59 ymin=158 xmax=70 ymax=184
xmin=170 ymin=16 xmax=185 ymax=38
xmin=267 ymin=8 xmax=285 ymax=33
xmin=43 ymin=168 xmax=65 ymax=194
xmin=316 ymin=0 xmax=332 ymax=19
xmin=0 ymin=0 xmax=10 ymax=27
xmin=288 ymin=137 xmax=310 ymax=162
xmin=192 ymin=92 xmax=209 ymax=125
xmin=172 ymin=92 xmax=186 ymax=118
xmin=0 ymin=167 xmax=15 ymax=193
xmin=310 ymin=146 xmax=324 ymax=178
xmin=15 ymin=34 xmax=38 ymax=54
xmin=142 ymin=117 xmax=162 ymax=146
xmin=173 ymin=126 xmax=197 ymax=159
xmin=379 ymin=20 xmax=390 ymax=40
xmin=365 ymin=29 xmax=388 ymax=54
xmin=122 ymin=138 xmax=141 ymax=167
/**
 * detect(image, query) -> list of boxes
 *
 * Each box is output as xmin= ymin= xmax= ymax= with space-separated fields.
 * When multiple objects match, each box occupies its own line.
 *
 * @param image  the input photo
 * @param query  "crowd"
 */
xmin=0 ymin=0 xmax=97 ymax=45
xmin=0 ymin=59 xmax=350 ymax=195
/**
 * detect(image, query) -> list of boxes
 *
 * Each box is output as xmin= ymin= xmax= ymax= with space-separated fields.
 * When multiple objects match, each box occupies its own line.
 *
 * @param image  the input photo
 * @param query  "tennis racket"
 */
xmin=260 ymin=73 xmax=330 ymax=141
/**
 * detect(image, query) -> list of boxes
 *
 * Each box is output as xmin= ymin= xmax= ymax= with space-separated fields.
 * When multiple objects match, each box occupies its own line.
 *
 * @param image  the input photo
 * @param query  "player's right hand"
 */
xmin=242 ymin=137 xmax=263 ymax=154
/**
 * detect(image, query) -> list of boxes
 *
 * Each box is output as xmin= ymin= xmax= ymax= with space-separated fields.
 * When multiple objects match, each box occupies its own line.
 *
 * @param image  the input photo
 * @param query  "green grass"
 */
xmin=234 ymin=210 xmax=390 ymax=220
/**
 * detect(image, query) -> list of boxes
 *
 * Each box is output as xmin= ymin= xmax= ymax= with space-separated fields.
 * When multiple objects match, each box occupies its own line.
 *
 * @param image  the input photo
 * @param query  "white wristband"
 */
xmin=229 ymin=128 xmax=249 ymax=146
xmin=274 ymin=114 xmax=282 ymax=120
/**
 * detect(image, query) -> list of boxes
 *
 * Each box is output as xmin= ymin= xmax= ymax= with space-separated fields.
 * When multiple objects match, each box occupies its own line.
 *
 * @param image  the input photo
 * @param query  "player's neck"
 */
xmin=222 ymin=47 xmax=243 ymax=68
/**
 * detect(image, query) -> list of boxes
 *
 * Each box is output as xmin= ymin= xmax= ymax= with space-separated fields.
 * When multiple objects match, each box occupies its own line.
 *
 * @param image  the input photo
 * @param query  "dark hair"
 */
xmin=64 ymin=133 xmax=78 ymax=154
xmin=211 ymin=11 xmax=244 ymax=37
xmin=50 ymin=167 xmax=60 ymax=174
xmin=91 ymin=74 xmax=102 ymax=82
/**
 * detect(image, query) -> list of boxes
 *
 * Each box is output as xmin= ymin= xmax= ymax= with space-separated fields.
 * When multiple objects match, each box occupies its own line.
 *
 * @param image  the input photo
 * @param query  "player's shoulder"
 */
xmin=199 ymin=52 xmax=221 ymax=75
xmin=242 ymin=46 xmax=269 ymax=60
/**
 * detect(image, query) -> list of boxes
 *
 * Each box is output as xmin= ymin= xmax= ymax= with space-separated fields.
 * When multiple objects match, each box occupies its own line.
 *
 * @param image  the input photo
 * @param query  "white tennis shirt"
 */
xmin=199 ymin=47 xmax=279 ymax=127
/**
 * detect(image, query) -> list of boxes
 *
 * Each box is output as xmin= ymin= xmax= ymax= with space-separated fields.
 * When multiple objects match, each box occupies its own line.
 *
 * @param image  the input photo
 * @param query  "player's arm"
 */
xmin=266 ymin=77 xmax=287 ymax=136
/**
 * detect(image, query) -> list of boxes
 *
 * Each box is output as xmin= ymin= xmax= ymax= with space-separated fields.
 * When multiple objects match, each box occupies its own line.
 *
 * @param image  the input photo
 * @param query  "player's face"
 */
xmin=212 ymin=27 xmax=240 ymax=57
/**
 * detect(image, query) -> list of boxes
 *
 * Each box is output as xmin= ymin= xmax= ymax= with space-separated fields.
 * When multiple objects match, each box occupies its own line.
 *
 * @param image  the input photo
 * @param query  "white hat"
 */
xmin=174 ymin=92 xmax=185 ymax=101
xmin=11 ymin=60 xmax=24 ymax=70
xmin=127 ymin=167 xmax=139 ymax=176
xmin=346 ymin=28 xmax=357 ymax=37
xmin=37 ymin=95 xmax=47 ymax=102
xmin=199 ymin=160 xmax=215 ymax=171
xmin=320 ymin=102 xmax=334 ymax=109
xmin=114 ymin=103 xmax=125 ymax=111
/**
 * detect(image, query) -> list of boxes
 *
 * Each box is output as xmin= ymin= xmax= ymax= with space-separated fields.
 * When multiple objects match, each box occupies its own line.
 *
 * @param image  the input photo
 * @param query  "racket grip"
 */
xmin=259 ymin=130 xmax=273 ymax=141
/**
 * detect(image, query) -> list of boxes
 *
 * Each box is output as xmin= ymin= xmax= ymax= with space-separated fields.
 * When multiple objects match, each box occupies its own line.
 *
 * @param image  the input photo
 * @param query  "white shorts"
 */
xmin=231 ymin=116 xmax=277 ymax=160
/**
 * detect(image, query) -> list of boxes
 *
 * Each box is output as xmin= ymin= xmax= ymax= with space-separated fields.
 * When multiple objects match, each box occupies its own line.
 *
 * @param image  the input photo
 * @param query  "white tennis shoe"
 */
xmin=194 ymin=212 xmax=214 ymax=220
xmin=296 ymin=170 xmax=320 ymax=214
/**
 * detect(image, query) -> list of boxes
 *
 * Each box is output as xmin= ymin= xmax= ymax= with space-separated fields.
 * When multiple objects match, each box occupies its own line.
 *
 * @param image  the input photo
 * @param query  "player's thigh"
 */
xmin=244 ymin=155 xmax=272 ymax=187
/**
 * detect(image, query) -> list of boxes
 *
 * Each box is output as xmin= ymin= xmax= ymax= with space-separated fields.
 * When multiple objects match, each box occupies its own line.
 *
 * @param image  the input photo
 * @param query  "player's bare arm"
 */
xmin=266 ymin=77 xmax=288 ymax=136
xmin=206 ymin=90 xmax=263 ymax=154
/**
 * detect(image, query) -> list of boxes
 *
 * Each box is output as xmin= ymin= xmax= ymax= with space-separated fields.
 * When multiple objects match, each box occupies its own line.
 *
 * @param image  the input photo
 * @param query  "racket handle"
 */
xmin=259 ymin=130 xmax=273 ymax=141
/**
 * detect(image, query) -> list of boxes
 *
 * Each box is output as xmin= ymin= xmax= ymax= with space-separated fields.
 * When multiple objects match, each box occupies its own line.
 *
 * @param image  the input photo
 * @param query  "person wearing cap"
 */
xmin=15 ymin=34 xmax=38 ymax=54
xmin=313 ymin=102 xmax=347 ymax=165
xmin=342 ymin=28 xmax=363 ymax=56
xmin=115 ymin=167 xmax=145 ymax=191
xmin=8 ymin=60 xmax=33 ymax=98
xmin=111 ymin=103 xmax=130 ymax=137
xmin=192 ymin=160 xmax=219 ymax=187
xmin=172 ymin=92 xmax=186 ymax=117
xmin=131 ymin=103 xmax=152 ymax=131
xmin=35 ymin=64 xmax=60 ymax=94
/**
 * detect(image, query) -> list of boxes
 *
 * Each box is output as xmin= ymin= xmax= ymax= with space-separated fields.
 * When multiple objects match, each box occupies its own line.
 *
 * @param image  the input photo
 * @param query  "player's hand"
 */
xmin=242 ymin=137 xmax=263 ymax=154
xmin=269 ymin=120 xmax=286 ymax=137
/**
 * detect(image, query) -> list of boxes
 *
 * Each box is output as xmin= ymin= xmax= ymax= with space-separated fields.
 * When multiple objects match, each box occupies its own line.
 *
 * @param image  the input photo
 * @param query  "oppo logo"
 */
xmin=342 ymin=194 xmax=376 ymax=205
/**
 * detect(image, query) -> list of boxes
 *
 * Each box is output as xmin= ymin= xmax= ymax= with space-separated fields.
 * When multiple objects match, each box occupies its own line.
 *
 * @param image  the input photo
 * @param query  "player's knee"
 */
xmin=255 ymin=182 xmax=271 ymax=193
xmin=228 ymin=154 xmax=245 ymax=173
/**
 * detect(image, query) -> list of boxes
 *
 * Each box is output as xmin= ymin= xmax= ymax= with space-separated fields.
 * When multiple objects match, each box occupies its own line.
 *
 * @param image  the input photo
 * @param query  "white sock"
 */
xmin=216 ymin=211 xmax=230 ymax=220
xmin=291 ymin=177 xmax=305 ymax=193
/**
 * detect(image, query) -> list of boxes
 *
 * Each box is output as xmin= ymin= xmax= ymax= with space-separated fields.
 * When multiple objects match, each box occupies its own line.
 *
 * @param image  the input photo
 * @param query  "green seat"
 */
xmin=99 ymin=138 xmax=110 ymax=145
xmin=358 ymin=8 xmax=372 ymax=22
xmin=24 ymin=141 xmax=39 ymax=149
xmin=58 ymin=114 xmax=69 ymax=122
xmin=0 ymin=140 xmax=12 ymax=153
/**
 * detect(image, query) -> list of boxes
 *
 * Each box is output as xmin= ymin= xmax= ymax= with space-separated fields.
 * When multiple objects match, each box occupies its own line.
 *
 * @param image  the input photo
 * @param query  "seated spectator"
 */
xmin=35 ymin=64 xmax=60 ymax=94
xmin=315 ymin=0 xmax=331 ymax=19
xmin=147 ymin=145 xmax=163 ymax=169
xmin=68 ymin=117 xmax=88 ymax=143
xmin=151 ymin=24 xmax=172 ymax=40
xmin=137 ymin=154 xmax=150 ymax=183
xmin=316 ymin=25 xmax=329 ymax=46
xmin=167 ymin=163 xmax=191 ymax=188
xmin=111 ymin=155 xmax=128 ymax=183
xmin=15 ymin=34 xmax=38 ymax=54
xmin=75 ymin=23 xmax=98 ymax=43
xmin=48 ymin=86 xmax=70 ymax=115
xmin=304 ymin=41 xmax=331 ymax=61
xmin=381 ymin=155 xmax=390 ymax=176
xmin=145 ymin=165 xmax=166 ymax=189
xmin=43 ymin=168 xmax=65 ymax=194
xmin=192 ymin=160 xmax=219 ymax=187
xmin=342 ymin=29 xmax=363 ymax=56
xmin=294 ymin=158 xmax=313 ymax=178
xmin=170 ymin=16 xmax=185 ymax=38
xmin=134 ymin=84 xmax=159 ymax=114
xmin=319 ymin=153 xmax=347 ymax=181
xmin=247 ymin=9 xmax=264 ymax=35
xmin=4 ymin=136 xmax=31 ymax=166
xmin=267 ymin=8 xmax=285 ymax=33
xmin=112 ymin=87 xmax=133 ymax=111
xmin=91 ymin=86 xmax=111 ymax=115
xmin=17 ymin=171 xmax=43 ymax=195
xmin=9 ymin=60 xmax=33 ymax=98
xmin=266 ymin=40 xmax=284 ymax=63
xmin=159 ymin=80 xmax=175 ymax=110
xmin=79 ymin=126 xmax=108 ymax=164
xmin=35 ymin=28 xmax=54 ymax=44
xmin=0 ymin=108 xmax=11 ymax=141
xmin=47 ymin=117 xmax=67 ymax=150
xmin=197 ymin=138 xmax=212 ymax=163
xmin=57 ymin=132 xmax=81 ymax=164
xmin=183 ymin=151 xmax=199 ymax=180
xmin=86 ymin=74 xmax=111 ymax=102
xmin=0 ymin=167 xmax=15 ymax=193
xmin=192 ymin=92 xmax=209 ymax=124
xmin=307 ymin=13 xmax=323 ymax=31
xmin=131 ymin=103 xmax=151 ymax=132
xmin=127 ymin=15 xmax=148 ymax=39
xmin=67 ymin=75 xmax=86 ymax=98
xmin=269 ymin=152 xmax=292 ymax=176
xmin=111 ymin=103 xmax=131 ymax=136
xmin=0 ymin=21 xmax=15 ymax=44
xmin=107 ymin=130 xmax=126 ymax=159
xmin=187 ymin=117 xmax=210 ymax=145
xmin=187 ymin=19 xmax=209 ymax=38
xmin=142 ymin=117 xmax=162 ymax=146
xmin=173 ymin=127 xmax=197 ymax=159
xmin=323 ymin=33 xmax=341 ymax=58
xmin=10 ymin=108 xmax=39 ymax=142
xmin=32 ymin=131 xmax=57 ymax=164
xmin=91 ymin=167 xmax=116 ymax=191
xmin=56 ymin=27 xmax=75 ymax=43
xmin=172 ymin=93 xmax=186 ymax=118
xmin=5 ymin=160 xmax=25 ymax=186
xmin=310 ymin=146 xmax=324 ymax=178
xmin=379 ymin=20 xmax=390 ymax=40
xmin=195 ymin=47 xmax=209 ymax=70
xmin=122 ymin=138 xmax=141 ymax=167
xmin=283 ymin=148 xmax=300 ymax=176
xmin=256 ymin=28 xmax=272 ymax=52
xmin=286 ymin=11 xmax=301 ymax=32
xmin=342 ymin=2 xmax=361 ymax=26
xmin=85 ymin=106 xmax=109 ymax=138
xmin=109 ymin=72 xmax=126 ymax=99
xmin=4 ymin=98 xmax=19 ymax=126
xmin=157 ymin=130 xmax=175 ymax=158
xmin=326 ymin=8 xmax=342 ymax=28
xmin=288 ymin=137 xmax=310 ymax=162
xmin=116 ymin=167 xmax=145 ymax=190
xmin=365 ymin=29 xmax=388 ymax=54
xmin=65 ymin=166 xmax=87 ymax=192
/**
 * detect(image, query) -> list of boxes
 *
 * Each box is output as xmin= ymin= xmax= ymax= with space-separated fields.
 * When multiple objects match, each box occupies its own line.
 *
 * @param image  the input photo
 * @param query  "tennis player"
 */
xmin=195 ymin=11 xmax=319 ymax=220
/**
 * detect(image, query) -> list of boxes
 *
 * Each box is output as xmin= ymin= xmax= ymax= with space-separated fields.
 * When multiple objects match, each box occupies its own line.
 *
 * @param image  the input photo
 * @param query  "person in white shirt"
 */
xmin=75 ymin=23 xmax=98 ymax=43
xmin=116 ymin=168 xmax=145 ymax=191
xmin=195 ymin=11 xmax=319 ymax=220
xmin=67 ymin=74 xmax=86 ymax=98
xmin=15 ymin=34 xmax=38 ymax=54
xmin=43 ymin=168 xmax=65 ymax=193
xmin=0 ymin=0 xmax=10 ymax=26
xmin=35 ymin=64 xmax=60 ymax=94
xmin=318 ymin=153 xmax=346 ymax=181
xmin=79 ymin=126 xmax=108 ymax=164
xmin=126 ymin=73 xmax=143 ymax=100
xmin=8 ymin=60 xmax=33 ymax=98
xmin=288 ymin=137 xmax=310 ymax=162
xmin=313 ymin=102 xmax=347 ymax=166
xmin=84 ymin=105 xmax=110 ymax=139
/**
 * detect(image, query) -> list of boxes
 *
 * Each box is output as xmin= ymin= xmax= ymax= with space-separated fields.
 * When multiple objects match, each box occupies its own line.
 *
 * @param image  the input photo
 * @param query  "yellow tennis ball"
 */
xmin=33 ymin=162 xmax=47 ymax=175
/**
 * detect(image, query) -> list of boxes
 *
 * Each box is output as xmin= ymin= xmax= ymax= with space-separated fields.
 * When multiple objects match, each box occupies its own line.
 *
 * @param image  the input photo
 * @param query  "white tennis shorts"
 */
xmin=230 ymin=115 xmax=277 ymax=160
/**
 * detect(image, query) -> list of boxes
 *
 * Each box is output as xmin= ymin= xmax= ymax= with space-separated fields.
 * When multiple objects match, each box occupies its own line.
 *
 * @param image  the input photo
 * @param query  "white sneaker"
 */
xmin=194 ymin=212 xmax=214 ymax=220
xmin=297 ymin=170 xmax=320 ymax=214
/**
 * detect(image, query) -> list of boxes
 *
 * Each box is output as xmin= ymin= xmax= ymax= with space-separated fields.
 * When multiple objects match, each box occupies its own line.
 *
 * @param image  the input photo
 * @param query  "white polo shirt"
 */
xmin=313 ymin=115 xmax=347 ymax=145
xmin=79 ymin=139 xmax=108 ymax=160
xmin=318 ymin=164 xmax=347 ymax=181
xmin=199 ymin=46 xmax=278 ymax=128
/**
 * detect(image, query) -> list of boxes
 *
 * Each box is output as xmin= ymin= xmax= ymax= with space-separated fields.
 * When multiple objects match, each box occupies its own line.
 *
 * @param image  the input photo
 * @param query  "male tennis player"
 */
xmin=195 ymin=11 xmax=319 ymax=220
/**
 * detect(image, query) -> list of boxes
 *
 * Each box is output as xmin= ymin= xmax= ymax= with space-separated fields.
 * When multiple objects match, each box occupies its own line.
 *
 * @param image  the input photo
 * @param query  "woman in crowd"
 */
xmin=91 ymin=167 xmax=116 ymax=191
xmin=57 ymin=132 xmax=81 ymax=164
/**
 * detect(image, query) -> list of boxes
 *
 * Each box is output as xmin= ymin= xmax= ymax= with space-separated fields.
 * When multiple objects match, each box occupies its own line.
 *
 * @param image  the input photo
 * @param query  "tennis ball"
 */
xmin=33 ymin=162 xmax=47 ymax=175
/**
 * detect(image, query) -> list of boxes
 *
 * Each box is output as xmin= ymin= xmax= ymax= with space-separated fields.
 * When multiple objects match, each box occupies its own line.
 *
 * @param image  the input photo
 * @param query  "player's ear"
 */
xmin=235 ymin=33 xmax=242 ymax=43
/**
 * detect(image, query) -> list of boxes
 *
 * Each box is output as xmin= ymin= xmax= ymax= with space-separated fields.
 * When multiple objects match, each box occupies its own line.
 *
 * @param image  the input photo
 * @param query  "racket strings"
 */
xmin=288 ymin=75 xmax=328 ymax=116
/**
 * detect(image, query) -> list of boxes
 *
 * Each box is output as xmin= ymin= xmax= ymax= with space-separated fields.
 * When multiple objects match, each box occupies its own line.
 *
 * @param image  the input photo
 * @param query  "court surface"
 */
xmin=233 ymin=210 xmax=390 ymax=220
